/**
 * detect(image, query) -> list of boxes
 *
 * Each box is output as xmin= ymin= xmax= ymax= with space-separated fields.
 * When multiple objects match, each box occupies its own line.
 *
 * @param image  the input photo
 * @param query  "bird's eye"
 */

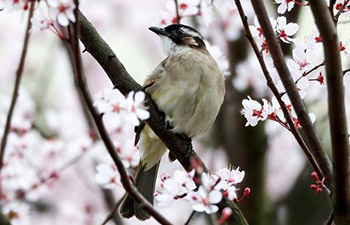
xmin=177 ymin=29 xmax=184 ymax=35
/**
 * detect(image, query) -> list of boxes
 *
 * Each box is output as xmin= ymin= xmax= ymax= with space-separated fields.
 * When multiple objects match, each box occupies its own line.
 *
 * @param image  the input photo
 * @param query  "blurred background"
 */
xmin=1 ymin=0 xmax=350 ymax=224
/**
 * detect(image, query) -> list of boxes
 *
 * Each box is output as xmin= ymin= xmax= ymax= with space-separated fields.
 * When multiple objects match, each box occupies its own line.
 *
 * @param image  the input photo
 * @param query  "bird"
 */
xmin=119 ymin=24 xmax=225 ymax=220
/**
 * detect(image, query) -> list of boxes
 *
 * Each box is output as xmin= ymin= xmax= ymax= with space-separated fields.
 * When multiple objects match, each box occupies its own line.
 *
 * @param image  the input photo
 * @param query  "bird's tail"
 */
xmin=119 ymin=125 xmax=166 ymax=220
xmin=119 ymin=162 xmax=160 ymax=220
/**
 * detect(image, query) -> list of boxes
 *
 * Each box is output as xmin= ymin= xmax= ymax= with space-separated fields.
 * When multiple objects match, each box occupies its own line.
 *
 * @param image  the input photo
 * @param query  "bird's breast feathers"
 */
xmin=145 ymin=48 xmax=225 ymax=137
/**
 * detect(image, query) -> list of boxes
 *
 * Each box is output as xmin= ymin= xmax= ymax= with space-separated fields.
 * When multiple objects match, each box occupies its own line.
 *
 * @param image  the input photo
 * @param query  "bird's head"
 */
xmin=149 ymin=24 xmax=206 ymax=55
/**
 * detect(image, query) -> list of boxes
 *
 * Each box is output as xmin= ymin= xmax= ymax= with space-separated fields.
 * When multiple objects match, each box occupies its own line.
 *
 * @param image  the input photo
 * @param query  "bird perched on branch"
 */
xmin=120 ymin=24 xmax=225 ymax=220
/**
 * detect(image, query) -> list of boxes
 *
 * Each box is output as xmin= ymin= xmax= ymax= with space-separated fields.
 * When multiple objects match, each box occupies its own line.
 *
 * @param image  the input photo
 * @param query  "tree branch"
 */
xmin=174 ymin=0 xmax=181 ymax=24
xmin=234 ymin=0 xmax=325 ymax=183
xmin=77 ymin=10 xmax=248 ymax=225
xmin=69 ymin=2 xmax=172 ymax=224
xmin=248 ymin=0 xmax=333 ymax=189
xmin=0 ymin=0 xmax=36 ymax=186
xmin=308 ymin=0 xmax=350 ymax=223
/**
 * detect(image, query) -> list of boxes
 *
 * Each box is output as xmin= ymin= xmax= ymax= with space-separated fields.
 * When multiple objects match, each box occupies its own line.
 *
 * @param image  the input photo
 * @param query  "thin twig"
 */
xmin=249 ymin=0 xmax=333 ymax=188
xmin=334 ymin=0 xmax=350 ymax=23
xmin=303 ymin=62 xmax=325 ymax=77
xmin=309 ymin=0 xmax=350 ymax=223
xmin=234 ymin=0 xmax=325 ymax=183
xmin=184 ymin=211 xmax=196 ymax=225
xmin=0 ymin=0 xmax=36 ymax=191
xmin=69 ymin=1 xmax=172 ymax=224
xmin=174 ymin=0 xmax=181 ymax=24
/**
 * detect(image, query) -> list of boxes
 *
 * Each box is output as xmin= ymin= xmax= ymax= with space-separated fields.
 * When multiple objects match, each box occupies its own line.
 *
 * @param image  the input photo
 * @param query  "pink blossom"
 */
xmin=95 ymin=163 xmax=120 ymax=189
xmin=123 ymin=91 xmax=150 ymax=126
xmin=186 ymin=173 xmax=222 ymax=214
xmin=275 ymin=0 xmax=295 ymax=14
xmin=47 ymin=0 xmax=76 ymax=27
xmin=276 ymin=16 xmax=299 ymax=43
xmin=241 ymin=97 xmax=271 ymax=126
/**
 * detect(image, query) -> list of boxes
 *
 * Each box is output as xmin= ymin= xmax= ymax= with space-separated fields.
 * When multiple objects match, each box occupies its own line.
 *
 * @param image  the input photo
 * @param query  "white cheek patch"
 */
xmin=160 ymin=36 xmax=176 ymax=55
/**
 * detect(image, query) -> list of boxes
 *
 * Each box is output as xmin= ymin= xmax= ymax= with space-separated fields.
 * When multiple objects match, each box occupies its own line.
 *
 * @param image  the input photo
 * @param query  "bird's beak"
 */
xmin=149 ymin=26 xmax=170 ymax=37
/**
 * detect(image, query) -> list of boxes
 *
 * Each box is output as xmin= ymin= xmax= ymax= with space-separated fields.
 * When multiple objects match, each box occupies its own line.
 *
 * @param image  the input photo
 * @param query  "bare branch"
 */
xmin=234 ymin=0 xmax=325 ymax=184
xmin=308 ymin=0 xmax=350 ymax=223
xmin=248 ymin=0 xmax=333 ymax=188
xmin=0 ymin=1 xmax=36 ymax=181
xmin=77 ymin=10 xmax=248 ymax=225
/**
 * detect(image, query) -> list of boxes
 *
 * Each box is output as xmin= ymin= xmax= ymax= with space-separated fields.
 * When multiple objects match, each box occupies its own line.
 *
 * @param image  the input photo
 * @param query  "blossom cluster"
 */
xmin=0 ymin=90 xmax=95 ymax=224
xmin=0 ymin=0 xmax=77 ymax=36
xmin=159 ymin=0 xmax=201 ymax=25
xmin=241 ymin=96 xmax=316 ymax=129
xmin=154 ymin=167 xmax=247 ymax=214
xmin=93 ymin=89 xmax=150 ymax=188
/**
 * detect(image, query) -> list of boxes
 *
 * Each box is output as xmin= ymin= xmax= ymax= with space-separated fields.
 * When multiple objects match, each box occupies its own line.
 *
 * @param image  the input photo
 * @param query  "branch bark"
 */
xmin=308 ymin=0 xmax=350 ymax=223
xmin=77 ymin=10 xmax=248 ymax=225
xmin=249 ymin=0 xmax=333 ymax=189
xmin=0 ymin=0 xmax=35 ymax=188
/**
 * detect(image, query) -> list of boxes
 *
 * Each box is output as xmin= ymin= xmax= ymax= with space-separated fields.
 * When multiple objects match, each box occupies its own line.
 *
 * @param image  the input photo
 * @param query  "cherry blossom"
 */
xmin=95 ymin=163 xmax=120 ymax=189
xmin=122 ymin=91 xmax=150 ymax=126
xmin=241 ymin=97 xmax=271 ymax=127
xmin=187 ymin=185 xmax=222 ymax=214
xmin=159 ymin=0 xmax=200 ymax=24
xmin=47 ymin=0 xmax=76 ymax=27
xmin=186 ymin=173 xmax=223 ymax=214
xmin=30 ymin=5 xmax=56 ymax=33
xmin=275 ymin=0 xmax=295 ymax=14
xmin=94 ymin=89 xmax=150 ymax=126
xmin=0 ymin=0 xmax=29 ymax=11
xmin=166 ymin=0 xmax=200 ymax=17
xmin=276 ymin=16 xmax=299 ymax=43
xmin=241 ymin=95 xmax=316 ymax=129
xmin=155 ymin=170 xmax=196 ymax=207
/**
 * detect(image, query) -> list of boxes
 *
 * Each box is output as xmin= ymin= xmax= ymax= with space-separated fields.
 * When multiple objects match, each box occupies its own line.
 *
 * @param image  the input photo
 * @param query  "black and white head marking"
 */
xmin=149 ymin=24 xmax=206 ymax=55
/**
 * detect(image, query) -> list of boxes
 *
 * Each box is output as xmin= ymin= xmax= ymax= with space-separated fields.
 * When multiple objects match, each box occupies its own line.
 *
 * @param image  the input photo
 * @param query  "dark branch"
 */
xmin=70 ymin=2 xmax=172 ymax=224
xmin=234 ymin=0 xmax=325 ymax=184
xmin=184 ymin=211 xmax=196 ymax=225
xmin=248 ymin=0 xmax=333 ymax=188
xmin=174 ymin=0 xmax=181 ymax=24
xmin=0 ymin=1 xmax=36 ymax=182
xmin=308 ymin=0 xmax=350 ymax=223
xmin=77 ymin=10 xmax=248 ymax=225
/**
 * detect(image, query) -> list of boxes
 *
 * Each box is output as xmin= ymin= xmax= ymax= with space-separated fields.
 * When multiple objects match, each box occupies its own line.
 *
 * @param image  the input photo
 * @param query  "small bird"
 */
xmin=119 ymin=24 xmax=225 ymax=220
